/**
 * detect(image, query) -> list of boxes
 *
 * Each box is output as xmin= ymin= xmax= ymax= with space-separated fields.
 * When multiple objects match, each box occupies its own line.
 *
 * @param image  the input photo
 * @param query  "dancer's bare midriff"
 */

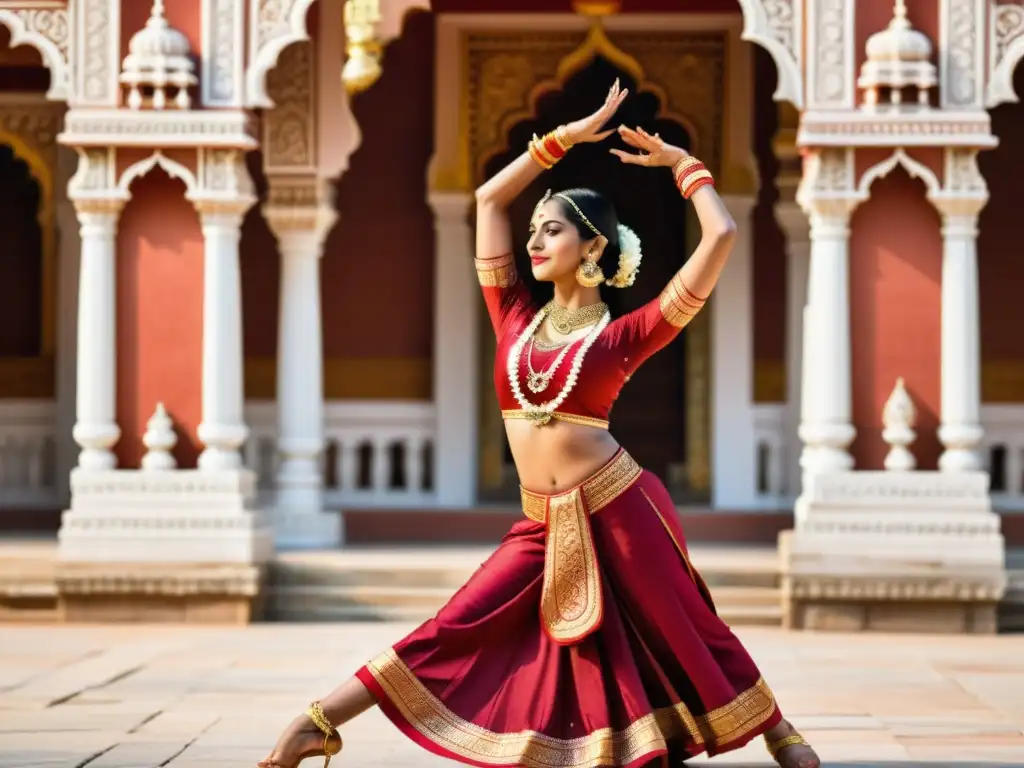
xmin=505 ymin=420 xmax=621 ymax=494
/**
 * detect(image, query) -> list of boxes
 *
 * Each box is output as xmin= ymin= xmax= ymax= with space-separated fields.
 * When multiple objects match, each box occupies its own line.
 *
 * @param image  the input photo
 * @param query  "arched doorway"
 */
xmin=0 ymin=144 xmax=43 ymax=361
xmin=479 ymin=57 xmax=699 ymax=500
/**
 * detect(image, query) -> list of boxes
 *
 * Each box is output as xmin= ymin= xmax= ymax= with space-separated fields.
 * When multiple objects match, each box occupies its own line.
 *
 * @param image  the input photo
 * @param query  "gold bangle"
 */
xmin=554 ymin=125 xmax=574 ymax=151
xmin=672 ymin=156 xmax=701 ymax=178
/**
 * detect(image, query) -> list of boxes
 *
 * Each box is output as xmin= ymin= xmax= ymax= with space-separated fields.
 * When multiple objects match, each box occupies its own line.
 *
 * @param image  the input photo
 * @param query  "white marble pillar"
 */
xmin=777 ymin=200 xmax=811 ymax=497
xmin=429 ymin=192 xmax=478 ymax=506
xmin=792 ymin=150 xmax=862 ymax=488
xmin=265 ymin=195 xmax=340 ymax=547
xmin=712 ymin=195 xmax=758 ymax=508
xmin=937 ymin=206 xmax=985 ymax=472
xmin=195 ymin=205 xmax=250 ymax=470
xmin=70 ymin=199 xmax=124 ymax=470
xmin=797 ymin=203 xmax=857 ymax=480
xmin=55 ymin=147 xmax=82 ymax=498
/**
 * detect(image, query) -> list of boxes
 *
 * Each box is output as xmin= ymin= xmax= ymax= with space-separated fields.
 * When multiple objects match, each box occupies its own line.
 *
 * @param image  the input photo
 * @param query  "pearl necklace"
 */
xmin=507 ymin=304 xmax=610 ymax=426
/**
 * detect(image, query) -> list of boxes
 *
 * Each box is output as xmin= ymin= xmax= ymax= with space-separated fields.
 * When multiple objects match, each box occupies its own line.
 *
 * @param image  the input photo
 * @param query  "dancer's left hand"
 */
xmin=610 ymin=126 xmax=687 ymax=168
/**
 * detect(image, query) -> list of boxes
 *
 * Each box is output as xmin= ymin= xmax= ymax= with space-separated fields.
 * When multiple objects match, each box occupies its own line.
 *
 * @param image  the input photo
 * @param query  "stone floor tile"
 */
xmin=3 ymin=624 xmax=1024 ymax=766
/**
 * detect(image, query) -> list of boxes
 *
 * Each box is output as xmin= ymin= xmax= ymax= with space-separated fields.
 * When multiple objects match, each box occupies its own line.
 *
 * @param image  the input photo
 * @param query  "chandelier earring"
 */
xmin=576 ymin=254 xmax=605 ymax=288
xmin=576 ymin=235 xmax=607 ymax=288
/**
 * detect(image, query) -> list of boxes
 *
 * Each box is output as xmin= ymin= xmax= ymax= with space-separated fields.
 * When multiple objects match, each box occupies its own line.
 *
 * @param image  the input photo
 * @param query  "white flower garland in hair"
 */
xmin=606 ymin=223 xmax=642 ymax=288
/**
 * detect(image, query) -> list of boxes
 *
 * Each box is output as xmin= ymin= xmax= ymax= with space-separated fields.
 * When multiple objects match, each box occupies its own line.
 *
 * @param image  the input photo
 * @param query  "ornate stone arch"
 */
xmin=736 ymin=0 xmax=802 ymax=108
xmin=0 ymin=129 xmax=52 ymax=204
xmin=245 ymin=0 xmax=430 ymax=107
xmin=116 ymin=151 xmax=199 ymax=197
xmin=245 ymin=0 xmax=317 ymax=107
xmin=244 ymin=1 xmax=803 ymax=110
xmin=857 ymin=149 xmax=943 ymax=201
xmin=433 ymin=23 xmax=729 ymax=193
xmin=474 ymin=38 xmax=709 ymax=183
xmin=0 ymin=7 xmax=70 ymax=101
xmin=987 ymin=2 xmax=1024 ymax=107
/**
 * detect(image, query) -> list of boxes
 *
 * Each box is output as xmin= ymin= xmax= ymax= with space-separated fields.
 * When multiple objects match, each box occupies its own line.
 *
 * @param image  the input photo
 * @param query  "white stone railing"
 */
xmin=244 ymin=400 xmax=437 ymax=508
xmin=980 ymin=404 xmax=1024 ymax=510
xmin=753 ymin=403 xmax=792 ymax=507
xmin=0 ymin=400 xmax=59 ymax=509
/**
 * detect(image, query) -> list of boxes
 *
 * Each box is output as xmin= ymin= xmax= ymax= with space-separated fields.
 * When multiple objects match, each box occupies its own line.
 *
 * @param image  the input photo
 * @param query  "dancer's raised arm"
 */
xmin=472 ymin=81 xmax=627 ymax=336
xmin=473 ymin=79 xmax=628 ymax=261
xmin=606 ymin=126 xmax=737 ymax=373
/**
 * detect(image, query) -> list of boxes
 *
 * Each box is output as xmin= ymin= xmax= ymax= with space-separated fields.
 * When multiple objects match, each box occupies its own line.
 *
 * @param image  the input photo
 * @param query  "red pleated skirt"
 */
xmin=355 ymin=450 xmax=782 ymax=768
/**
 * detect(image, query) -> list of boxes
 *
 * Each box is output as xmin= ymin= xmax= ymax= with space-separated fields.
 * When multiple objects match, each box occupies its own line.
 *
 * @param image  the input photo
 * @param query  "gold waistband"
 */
xmin=502 ymin=409 xmax=610 ymax=430
xmin=520 ymin=450 xmax=642 ymax=523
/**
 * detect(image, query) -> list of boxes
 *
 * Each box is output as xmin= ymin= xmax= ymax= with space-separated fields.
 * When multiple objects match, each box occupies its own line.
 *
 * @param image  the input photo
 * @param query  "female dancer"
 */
xmin=259 ymin=81 xmax=820 ymax=768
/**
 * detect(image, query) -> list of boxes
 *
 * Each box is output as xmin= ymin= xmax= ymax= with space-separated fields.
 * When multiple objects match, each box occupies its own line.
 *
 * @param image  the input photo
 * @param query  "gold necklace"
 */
xmin=525 ymin=336 xmax=574 ymax=394
xmin=544 ymin=300 xmax=609 ymax=335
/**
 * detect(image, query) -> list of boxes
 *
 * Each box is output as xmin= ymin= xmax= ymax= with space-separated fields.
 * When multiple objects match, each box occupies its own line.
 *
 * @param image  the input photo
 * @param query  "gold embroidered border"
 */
xmin=540 ymin=487 xmax=603 ymax=644
xmin=475 ymin=254 xmax=517 ymax=288
xmin=365 ymin=648 xmax=779 ymax=766
xmin=659 ymin=274 xmax=707 ymax=328
xmin=502 ymin=410 xmax=610 ymax=430
xmin=520 ymin=450 xmax=642 ymax=524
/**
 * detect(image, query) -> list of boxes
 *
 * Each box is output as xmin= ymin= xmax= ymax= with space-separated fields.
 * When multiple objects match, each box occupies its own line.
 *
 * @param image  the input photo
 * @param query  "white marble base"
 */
xmin=57 ymin=467 xmax=273 ymax=564
xmin=782 ymin=470 xmax=1007 ymax=633
xmin=55 ymin=467 xmax=272 ymax=623
xmin=272 ymin=503 xmax=343 ymax=550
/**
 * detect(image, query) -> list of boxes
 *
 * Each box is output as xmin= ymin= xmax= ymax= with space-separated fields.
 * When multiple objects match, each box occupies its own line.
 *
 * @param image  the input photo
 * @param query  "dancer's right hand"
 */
xmin=563 ymin=79 xmax=628 ymax=145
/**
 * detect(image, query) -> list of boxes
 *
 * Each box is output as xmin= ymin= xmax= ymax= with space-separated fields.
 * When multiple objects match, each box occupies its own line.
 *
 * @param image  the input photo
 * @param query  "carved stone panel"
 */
xmin=988 ymin=1 xmax=1024 ymax=107
xmin=263 ymin=39 xmax=316 ymax=173
xmin=941 ymin=0 xmax=985 ymax=110
xmin=203 ymin=0 xmax=246 ymax=107
xmin=73 ymin=0 xmax=119 ymax=106
xmin=806 ymin=0 xmax=854 ymax=110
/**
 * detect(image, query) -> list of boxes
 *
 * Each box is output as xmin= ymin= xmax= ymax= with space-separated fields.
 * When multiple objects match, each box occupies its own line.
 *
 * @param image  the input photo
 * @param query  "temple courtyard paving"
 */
xmin=1 ymin=623 xmax=1023 ymax=767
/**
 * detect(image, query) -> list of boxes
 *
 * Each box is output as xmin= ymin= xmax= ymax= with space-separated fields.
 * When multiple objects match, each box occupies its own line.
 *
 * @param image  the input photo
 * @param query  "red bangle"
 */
xmin=542 ymin=134 xmax=566 ymax=161
xmin=674 ymin=162 xmax=707 ymax=189
xmin=683 ymin=176 xmax=715 ymax=199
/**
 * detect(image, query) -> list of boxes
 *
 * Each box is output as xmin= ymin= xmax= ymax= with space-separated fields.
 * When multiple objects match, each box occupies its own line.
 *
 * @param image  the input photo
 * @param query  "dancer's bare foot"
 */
xmin=764 ymin=720 xmax=820 ymax=768
xmin=257 ymin=708 xmax=342 ymax=768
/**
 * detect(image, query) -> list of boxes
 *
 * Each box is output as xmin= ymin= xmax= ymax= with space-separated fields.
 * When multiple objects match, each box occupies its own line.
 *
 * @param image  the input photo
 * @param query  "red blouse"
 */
xmin=477 ymin=253 xmax=703 ymax=429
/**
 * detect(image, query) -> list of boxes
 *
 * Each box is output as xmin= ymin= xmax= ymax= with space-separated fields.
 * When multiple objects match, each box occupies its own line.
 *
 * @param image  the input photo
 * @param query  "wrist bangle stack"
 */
xmin=672 ymin=156 xmax=715 ymax=199
xmin=528 ymin=126 xmax=574 ymax=169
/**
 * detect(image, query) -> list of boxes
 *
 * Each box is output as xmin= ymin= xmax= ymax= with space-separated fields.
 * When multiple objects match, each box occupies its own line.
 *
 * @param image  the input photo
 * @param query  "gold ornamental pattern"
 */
xmin=539 ymin=487 xmax=602 ymax=642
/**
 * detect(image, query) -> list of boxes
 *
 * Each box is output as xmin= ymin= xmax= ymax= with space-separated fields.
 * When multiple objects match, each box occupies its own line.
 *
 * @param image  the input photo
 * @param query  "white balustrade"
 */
xmin=0 ymin=401 xmax=60 ymax=509
xmin=244 ymin=400 xmax=436 ymax=508
xmin=980 ymin=405 xmax=1024 ymax=510
xmin=753 ymin=403 xmax=791 ymax=507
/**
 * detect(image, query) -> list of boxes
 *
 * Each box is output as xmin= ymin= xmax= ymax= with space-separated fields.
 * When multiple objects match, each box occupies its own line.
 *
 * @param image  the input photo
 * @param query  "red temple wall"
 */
xmin=326 ymin=10 xmax=435 ymax=365
xmin=978 ymin=84 xmax=1024 ymax=402
xmin=849 ymin=169 xmax=943 ymax=470
xmin=751 ymin=46 xmax=787 ymax=403
xmin=243 ymin=10 xmax=436 ymax=402
xmin=115 ymin=172 xmax=204 ymax=470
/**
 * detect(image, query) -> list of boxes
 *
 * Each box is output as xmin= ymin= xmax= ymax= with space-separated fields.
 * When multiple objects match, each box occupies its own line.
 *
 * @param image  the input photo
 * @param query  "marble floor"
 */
xmin=1 ymin=623 xmax=1023 ymax=767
